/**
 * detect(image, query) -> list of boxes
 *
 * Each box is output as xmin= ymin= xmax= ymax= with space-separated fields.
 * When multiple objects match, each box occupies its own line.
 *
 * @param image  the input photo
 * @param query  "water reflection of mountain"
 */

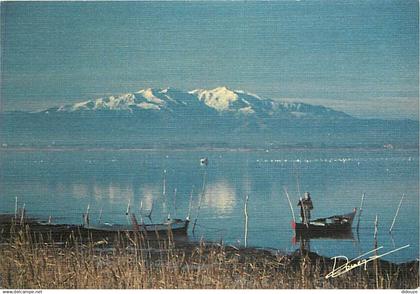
xmin=138 ymin=185 xmax=158 ymax=210
xmin=202 ymin=180 xmax=236 ymax=215
xmin=69 ymin=181 xmax=135 ymax=203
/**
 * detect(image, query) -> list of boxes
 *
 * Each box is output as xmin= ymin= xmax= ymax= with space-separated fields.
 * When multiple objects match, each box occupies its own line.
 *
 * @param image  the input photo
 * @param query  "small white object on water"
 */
xmin=200 ymin=157 xmax=208 ymax=166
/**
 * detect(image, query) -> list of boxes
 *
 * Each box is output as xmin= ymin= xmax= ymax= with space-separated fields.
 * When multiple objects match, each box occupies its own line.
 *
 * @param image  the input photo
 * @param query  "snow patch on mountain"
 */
xmin=190 ymin=86 xmax=239 ymax=111
xmin=138 ymin=102 xmax=161 ymax=110
xmin=238 ymin=106 xmax=255 ymax=114
xmin=136 ymin=88 xmax=165 ymax=105
xmin=235 ymin=90 xmax=262 ymax=100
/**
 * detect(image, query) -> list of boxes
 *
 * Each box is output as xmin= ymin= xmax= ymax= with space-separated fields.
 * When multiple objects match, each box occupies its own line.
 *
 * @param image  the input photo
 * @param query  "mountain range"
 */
xmin=0 ymin=87 xmax=418 ymax=149
xmin=44 ymin=86 xmax=351 ymax=120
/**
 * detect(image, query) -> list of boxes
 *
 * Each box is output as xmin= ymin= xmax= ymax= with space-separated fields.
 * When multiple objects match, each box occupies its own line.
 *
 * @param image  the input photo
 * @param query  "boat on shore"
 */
xmin=0 ymin=213 xmax=189 ymax=242
xmin=83 ymin=215 xmax=189 ymax=236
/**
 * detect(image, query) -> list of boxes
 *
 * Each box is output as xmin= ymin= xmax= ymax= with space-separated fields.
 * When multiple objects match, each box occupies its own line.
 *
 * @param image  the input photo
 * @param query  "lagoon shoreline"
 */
xmin=0 ymin=222 xmax=418 ymax=289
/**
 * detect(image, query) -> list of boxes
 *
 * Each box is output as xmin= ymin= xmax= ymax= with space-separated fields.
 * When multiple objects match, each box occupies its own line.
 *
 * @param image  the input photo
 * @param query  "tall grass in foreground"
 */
xmin=0 ymin=225 xmax=418 ymax=289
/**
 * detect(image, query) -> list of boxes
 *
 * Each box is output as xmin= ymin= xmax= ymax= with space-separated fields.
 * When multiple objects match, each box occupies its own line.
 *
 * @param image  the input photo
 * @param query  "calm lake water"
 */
xmin=0 ymin=148 xmax=418 ymax=262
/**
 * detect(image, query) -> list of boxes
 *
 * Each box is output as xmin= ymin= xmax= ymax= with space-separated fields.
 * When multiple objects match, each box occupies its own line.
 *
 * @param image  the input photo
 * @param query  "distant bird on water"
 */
xmin=200 ymin=157 xmax=208 ymax=166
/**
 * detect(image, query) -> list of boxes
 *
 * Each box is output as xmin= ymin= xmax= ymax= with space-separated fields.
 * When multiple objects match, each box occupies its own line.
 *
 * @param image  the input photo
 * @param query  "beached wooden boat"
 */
xmin=292 ymin=208 xmax=357 ymax=238
xmin=83 ymin=217 xmax=189 ymax=236
xmin=0 ymin=213 xmax=189 ymax=242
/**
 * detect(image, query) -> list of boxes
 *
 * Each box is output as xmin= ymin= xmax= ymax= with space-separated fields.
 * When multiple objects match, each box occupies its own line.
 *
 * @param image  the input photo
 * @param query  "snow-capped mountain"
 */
xmin=48 ymin=86 xmax=351 ymax=120
xmin=1 ymin=86 xmax=418 ymax=149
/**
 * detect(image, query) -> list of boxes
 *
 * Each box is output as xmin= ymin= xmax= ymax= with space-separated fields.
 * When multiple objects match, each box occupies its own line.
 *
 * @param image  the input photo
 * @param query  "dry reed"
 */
xmin=0 ymin=224 xmax=418 ymax=289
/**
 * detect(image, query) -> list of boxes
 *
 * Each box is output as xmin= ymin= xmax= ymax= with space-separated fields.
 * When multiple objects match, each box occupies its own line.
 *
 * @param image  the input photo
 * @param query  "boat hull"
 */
xmin=0 ymin=215 xmax=189 ymax=242
xmin=294 ymin=222 xmax=353 ymax=239
xmin=294 ymin=222 xmax=352 ymax=232
xmin=84 ymin=219 xmax=190 ymax=237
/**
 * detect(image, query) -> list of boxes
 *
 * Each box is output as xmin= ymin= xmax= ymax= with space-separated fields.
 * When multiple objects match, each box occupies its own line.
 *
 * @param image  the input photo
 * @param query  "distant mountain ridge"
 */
xmin=44 ymin=86 xmax=351 ymax=120
xmin=1 ymin=86 xmax=417 ymax=149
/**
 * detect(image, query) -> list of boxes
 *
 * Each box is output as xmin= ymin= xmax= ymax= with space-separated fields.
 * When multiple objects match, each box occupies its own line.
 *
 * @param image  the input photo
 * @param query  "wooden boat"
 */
xmin=292 ymin=208 xmax=357 ymax=238
xmin=83 ymin=216 xmax=189 ymax=236
xmin=0 ymin=213 xmax=189 ymax=242
xmin=80 ymin=212 xmax=189 ymax=239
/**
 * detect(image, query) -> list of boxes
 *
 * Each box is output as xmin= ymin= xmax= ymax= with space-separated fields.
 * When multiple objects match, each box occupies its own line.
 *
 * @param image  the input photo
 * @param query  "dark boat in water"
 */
xmin=292 ymin=208 xmax=357 ymax=239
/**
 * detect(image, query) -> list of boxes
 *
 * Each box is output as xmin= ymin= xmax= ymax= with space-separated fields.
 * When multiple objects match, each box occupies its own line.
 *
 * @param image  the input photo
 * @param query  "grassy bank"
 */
xmin=0 ymin=226 xmax=418 ymax=289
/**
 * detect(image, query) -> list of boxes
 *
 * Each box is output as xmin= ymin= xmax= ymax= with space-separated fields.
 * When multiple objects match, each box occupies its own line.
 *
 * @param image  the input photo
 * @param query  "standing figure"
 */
xmin=297 ymin=192 xmax=314 ymax=224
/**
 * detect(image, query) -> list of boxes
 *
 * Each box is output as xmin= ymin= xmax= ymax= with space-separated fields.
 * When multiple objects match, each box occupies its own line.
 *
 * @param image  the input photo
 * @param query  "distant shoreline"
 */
xmin=0 ymin=145 xmax=418 ymax=153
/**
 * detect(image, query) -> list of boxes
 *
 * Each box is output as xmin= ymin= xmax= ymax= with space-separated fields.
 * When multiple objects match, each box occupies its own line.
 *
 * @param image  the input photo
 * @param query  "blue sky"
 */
xmin=1 ymin=1 xmax=418 ymax=119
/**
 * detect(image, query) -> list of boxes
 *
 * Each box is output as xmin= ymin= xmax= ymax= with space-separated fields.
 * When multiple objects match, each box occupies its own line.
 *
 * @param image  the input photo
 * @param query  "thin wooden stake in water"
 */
xmin=389 ymin=231 xmax=396 ymax=248
xmin=389 ymin=194 xmax=404 ymax=233
xmin=83 ymin=204 xmax=90 ymax=226
xmin=373 ymin=214 xmax=379 ymax=288
xmin=201 ymin=168 xmax=207 ymax=197
xmin=15 ymin=197 xmax=18 ymax=220
xmin=356 ymin=193 xmax=365 ymax=232
xmin=374 ymin=214 xmax=378 ymax=251
xmin=125 ymin=200 xmax=131 ymax=224
xmin=20 ymin=203 xmax=26 ymax=225
xmin=187 ymin=186 xmax=194 ymax=220
xmin=98 ymin=208 xmax=103 ymax=224
xmin=126 ymin=200 xmax=130 ymax=216
xmin=139 ymin=201 xmax=144 ymax=224
xmin=163 ymin=169 xmax=167 ymax=197
xmin=193 ymin=168 xmax=207 ymax=234
xmin=283 ymin=187 xmax=296 ymax=223
xmin=295 ymin=165 xmax=301 ymax=199
xmin=192 ymin=189 xmax=203 ymax=233
xmin=244 ymin=194 xmax=249 ymax=248
xmin=173 ymin=188 xmax=177 ymax=217
xmin=162 ymin=169 xmax=169 ymax=218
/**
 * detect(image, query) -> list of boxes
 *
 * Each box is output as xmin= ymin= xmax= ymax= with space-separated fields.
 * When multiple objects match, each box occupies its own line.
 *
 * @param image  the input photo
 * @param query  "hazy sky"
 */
xmin=1 ymin=1 xmax=418 ymax=119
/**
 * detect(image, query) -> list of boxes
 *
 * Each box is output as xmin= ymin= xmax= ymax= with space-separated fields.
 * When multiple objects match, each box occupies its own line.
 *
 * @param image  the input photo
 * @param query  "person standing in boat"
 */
xmin=298 ymin=192 xmax=313 ymax=224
